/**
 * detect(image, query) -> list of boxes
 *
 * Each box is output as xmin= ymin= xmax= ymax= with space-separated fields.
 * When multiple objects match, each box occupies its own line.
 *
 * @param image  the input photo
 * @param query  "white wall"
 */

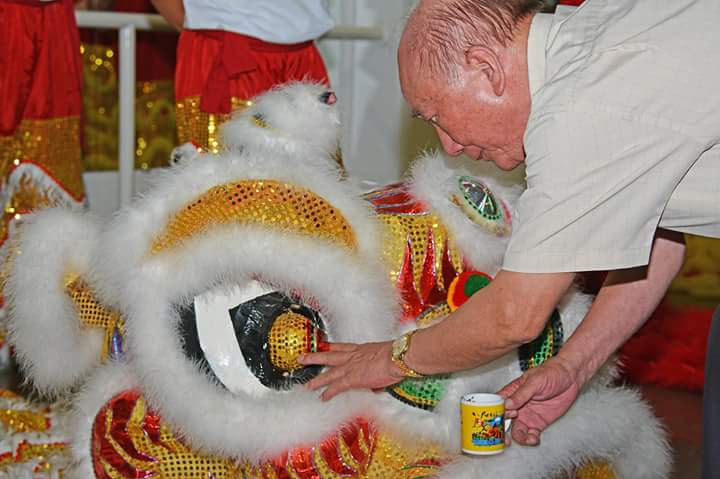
xmin=319 ymin=0 xmax=439 ymax=184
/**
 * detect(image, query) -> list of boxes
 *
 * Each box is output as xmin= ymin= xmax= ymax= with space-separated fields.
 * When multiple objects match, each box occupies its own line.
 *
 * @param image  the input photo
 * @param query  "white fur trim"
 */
xmin=6 ymin=209 xmax=104 ymax=394
xmin=92 ymin=154 xmax=380 ymax=311
xmin=118 ymin=226 xmax=396 ymax=459
xmin=408 ymin=152 xmax=524 ymax=273
xmin=221 ymin=82 xmax=341 ymax=164
xmin=434 ymin=387 xmax=670 ymax=479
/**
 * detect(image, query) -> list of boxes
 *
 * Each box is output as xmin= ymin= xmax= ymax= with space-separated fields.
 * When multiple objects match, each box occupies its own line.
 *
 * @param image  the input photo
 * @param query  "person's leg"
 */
xmin=702 ymin=306 xmax=720 ymax=478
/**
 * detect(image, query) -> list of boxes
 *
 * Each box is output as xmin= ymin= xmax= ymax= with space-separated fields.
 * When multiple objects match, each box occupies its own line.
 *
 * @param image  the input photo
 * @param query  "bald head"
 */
xmin=400 ymin=0 xmax=544 ymax=79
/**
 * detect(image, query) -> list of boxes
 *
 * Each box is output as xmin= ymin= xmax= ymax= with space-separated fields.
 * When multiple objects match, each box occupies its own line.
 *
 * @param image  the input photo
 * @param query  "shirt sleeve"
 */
xmin=503 ymin=109 xmax=702 ymax=273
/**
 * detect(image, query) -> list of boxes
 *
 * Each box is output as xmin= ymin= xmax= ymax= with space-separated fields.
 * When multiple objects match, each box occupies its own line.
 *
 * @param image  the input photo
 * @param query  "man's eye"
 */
xmin=429 ymin=115 xmax=439 ymax=124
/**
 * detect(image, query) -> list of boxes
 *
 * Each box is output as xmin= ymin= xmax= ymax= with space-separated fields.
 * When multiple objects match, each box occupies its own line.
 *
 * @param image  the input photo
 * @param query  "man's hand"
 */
xmin=299 ymin=341 xmax=406 ymax=400
xmin=498 ymin=356 xmax=581 ymax=446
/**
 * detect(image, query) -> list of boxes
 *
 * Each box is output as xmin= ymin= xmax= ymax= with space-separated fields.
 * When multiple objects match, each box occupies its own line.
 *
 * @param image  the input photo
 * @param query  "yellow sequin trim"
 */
xmin=150 ymin=180 xmax=356 ymax=255
xmin=101 ymin=392 xmax=450 ymax=478
xmin=65 ymin=274 xmax=124 ymax=361
xmin=176 ymin=96 xmax=252 ymax=154
xmin=0 ymin=441 xmax=67 ymax=470
xmin=0 ymin=408 xmax=49 ymax=433
xmin=99 ymin=396 xmax=242 ymax=478
xmin=576 ymin=461 xmax=616 ymax=479
xmin=0 ymin=117 xmax=84 ymax=200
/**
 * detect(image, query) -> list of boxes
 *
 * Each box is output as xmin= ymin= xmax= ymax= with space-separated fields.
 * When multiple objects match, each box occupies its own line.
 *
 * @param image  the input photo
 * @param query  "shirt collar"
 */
xmin=527 ymin=12 xmax=553 ymax=97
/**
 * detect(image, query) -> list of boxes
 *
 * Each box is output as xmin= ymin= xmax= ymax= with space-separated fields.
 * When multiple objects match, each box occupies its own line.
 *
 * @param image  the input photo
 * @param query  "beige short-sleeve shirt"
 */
xmin=503 ymin=0 xmax=720 ymax=273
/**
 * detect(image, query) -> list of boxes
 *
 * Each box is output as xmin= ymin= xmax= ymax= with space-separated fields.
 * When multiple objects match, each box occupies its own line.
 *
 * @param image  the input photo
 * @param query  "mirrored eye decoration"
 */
xmin=179 ymin=285 xmax=328 ymax=392
xmin=234 ymin=291 xmax=327 ymax=390
xmin=451 ymin=176 xmax=511 ymax=236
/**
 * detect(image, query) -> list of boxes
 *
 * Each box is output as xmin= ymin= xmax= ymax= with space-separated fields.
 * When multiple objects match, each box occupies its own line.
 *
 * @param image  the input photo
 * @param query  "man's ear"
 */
xmin=464 ymin=45 xmax=505 ymax=96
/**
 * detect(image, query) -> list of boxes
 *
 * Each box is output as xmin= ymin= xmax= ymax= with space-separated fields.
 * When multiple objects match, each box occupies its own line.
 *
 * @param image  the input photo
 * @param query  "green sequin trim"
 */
xmin=518 ymin=309 xmax=564 ymax=371
xmin=388 ymin=375 xmax=449 ymax=411
xmin=458 ymin=176 xmax=502 ymax=221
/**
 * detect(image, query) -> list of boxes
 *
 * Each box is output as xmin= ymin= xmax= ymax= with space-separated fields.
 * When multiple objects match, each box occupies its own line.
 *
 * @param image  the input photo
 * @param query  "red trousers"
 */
xmin=176 ymin=29 xmax=330 ymax=114
xmin=174 ymin=29 xmax=330 ymax=150
xmin=0 ymin=0 xmax=83 ymax=135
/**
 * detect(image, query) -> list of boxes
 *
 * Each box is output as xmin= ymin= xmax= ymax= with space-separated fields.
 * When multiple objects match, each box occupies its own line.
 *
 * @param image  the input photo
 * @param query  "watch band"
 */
xmin=391 ymin=330 xmax=425 ymax=378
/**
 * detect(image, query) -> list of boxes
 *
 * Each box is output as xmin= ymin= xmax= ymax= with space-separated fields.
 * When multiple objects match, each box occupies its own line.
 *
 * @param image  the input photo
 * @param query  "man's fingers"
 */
xmin=525 ymin=428 xmax=540 ymax=446
xmin=497 ymin=377 xmax=522 ymax=400
xmin=298 ymin=350 xmax=350 ymax=366
xmin=305 ymin=366 xmax=345 ymax=390
xmin=511 ymin=420 xmax=540 ymax=446
xmin=320 ymin=377 xmax=351 ymax=401
xmin=502 ymin=373 xmax=539 ymax=411
xmin=511 ymin=420 xmax=529 ymax=444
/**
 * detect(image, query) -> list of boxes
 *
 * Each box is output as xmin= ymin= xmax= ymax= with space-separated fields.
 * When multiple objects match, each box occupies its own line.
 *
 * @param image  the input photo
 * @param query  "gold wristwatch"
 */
xmin=391 ymin=330 xmax=425 ymax=378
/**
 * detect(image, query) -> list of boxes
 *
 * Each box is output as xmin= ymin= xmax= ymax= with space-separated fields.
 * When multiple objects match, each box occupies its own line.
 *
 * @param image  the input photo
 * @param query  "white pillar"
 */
xmin=118 ymin=24 xmax=136 ymax=206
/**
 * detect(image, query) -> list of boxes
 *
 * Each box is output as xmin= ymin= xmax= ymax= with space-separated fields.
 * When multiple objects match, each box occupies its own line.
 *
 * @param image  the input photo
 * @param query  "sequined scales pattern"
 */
xmin=0 ymin=389 xmax=69 ymax=476
xmin=151 ymin=180 xmax=356 ymax=255
xmin=65 ymin=274 xmax=125 ymax=361
xmin=575 ymin=461 xmax=616 ymax=479
xmin=268 ymin=311 xmax=323 ymax=372
xmin=92 ymin=390 xmax=449 ymax=479
xmin=518 ymin=309 xmax=564 ymax=371
xmin=388 ymin=376 xmax=449 ymax=411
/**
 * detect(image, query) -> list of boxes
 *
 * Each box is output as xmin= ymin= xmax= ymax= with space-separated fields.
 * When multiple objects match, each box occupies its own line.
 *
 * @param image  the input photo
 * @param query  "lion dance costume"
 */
xmin=4 ymin=83 xmax=670 ymax=478
xmin=0 ymin=0 xmax=86 ymax=313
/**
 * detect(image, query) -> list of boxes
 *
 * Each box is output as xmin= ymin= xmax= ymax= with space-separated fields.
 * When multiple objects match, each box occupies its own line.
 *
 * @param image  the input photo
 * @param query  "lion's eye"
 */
xmin=179 ymin=281 xmax=327 ymax=394
xmin=451 ymin=176 xmax=511 ymax=236
xmin=318 ymin=91 xmax=337 ymax=105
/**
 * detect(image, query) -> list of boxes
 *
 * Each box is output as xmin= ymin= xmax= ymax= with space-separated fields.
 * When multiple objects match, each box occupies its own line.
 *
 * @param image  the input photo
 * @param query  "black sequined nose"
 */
xmin=319 ymin=91 xmax=337 ymax=105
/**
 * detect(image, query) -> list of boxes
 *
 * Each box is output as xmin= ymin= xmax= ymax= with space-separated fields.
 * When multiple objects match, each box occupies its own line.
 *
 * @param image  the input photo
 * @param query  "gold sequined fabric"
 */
xmin=0 ymin=116 xmax=86 ymax=311
xmin=0 ymin=117 xmax=84 ymax=200
xmin=377 ymin=213 xmax=462 ymax=292
xmin=0 ymin=407 xmax=48 ymax=434
xmin=97 ymin=394 xmax=240 ymax=478
xmin=150 ymin=180 xmax=356 ymax=254
xmin=0 ymin=389 xmax=69 ymax=475
xmin=268 ymin=312 xmax=315 ymax=372
xmin=575 ymin=461 xmax=616 ymax=479
xmin=65 ymin=274 xmax=124 ymax=361
xmin=235 ymin=427 xmax=446 ymax=479
xmin=176 ymin=96 xmax=251 ymax=153
xmin=96 ymin=390 xmax=448 ymax=479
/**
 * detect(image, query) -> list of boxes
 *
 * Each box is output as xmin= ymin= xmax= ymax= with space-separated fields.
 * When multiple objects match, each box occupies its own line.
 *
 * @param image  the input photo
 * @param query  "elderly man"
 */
xmin=300 ymin=0 xmax=720 ymax=475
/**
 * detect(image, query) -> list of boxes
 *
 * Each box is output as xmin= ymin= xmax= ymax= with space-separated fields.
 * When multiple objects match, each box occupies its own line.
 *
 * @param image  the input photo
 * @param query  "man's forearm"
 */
xmin=150 ymin=0 xmax=185 ymax=31
xmin=558 ymin=230 xmax=686 ymax=387
xmin=404 ymin=270 xmax=575 ymax=375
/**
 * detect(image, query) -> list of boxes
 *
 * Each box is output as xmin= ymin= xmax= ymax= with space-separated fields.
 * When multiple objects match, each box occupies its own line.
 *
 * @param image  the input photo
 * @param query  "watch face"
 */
xmin=392 ymin=335 xmax=408 ymax=358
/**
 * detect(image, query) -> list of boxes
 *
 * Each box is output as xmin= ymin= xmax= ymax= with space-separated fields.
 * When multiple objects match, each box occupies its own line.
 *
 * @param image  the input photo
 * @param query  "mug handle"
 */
xmin=505 ymin=418 xmax=513 ymax=432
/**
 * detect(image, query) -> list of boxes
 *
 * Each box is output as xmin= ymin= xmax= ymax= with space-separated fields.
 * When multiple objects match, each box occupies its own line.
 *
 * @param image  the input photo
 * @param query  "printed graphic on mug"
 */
xmin=460 ymin=393 xmax=508 ymax=455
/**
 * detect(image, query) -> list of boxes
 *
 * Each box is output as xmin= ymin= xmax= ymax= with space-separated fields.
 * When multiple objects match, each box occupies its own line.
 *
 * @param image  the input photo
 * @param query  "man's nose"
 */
xmin=435 ymin=127 xmax=464 ymax=156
